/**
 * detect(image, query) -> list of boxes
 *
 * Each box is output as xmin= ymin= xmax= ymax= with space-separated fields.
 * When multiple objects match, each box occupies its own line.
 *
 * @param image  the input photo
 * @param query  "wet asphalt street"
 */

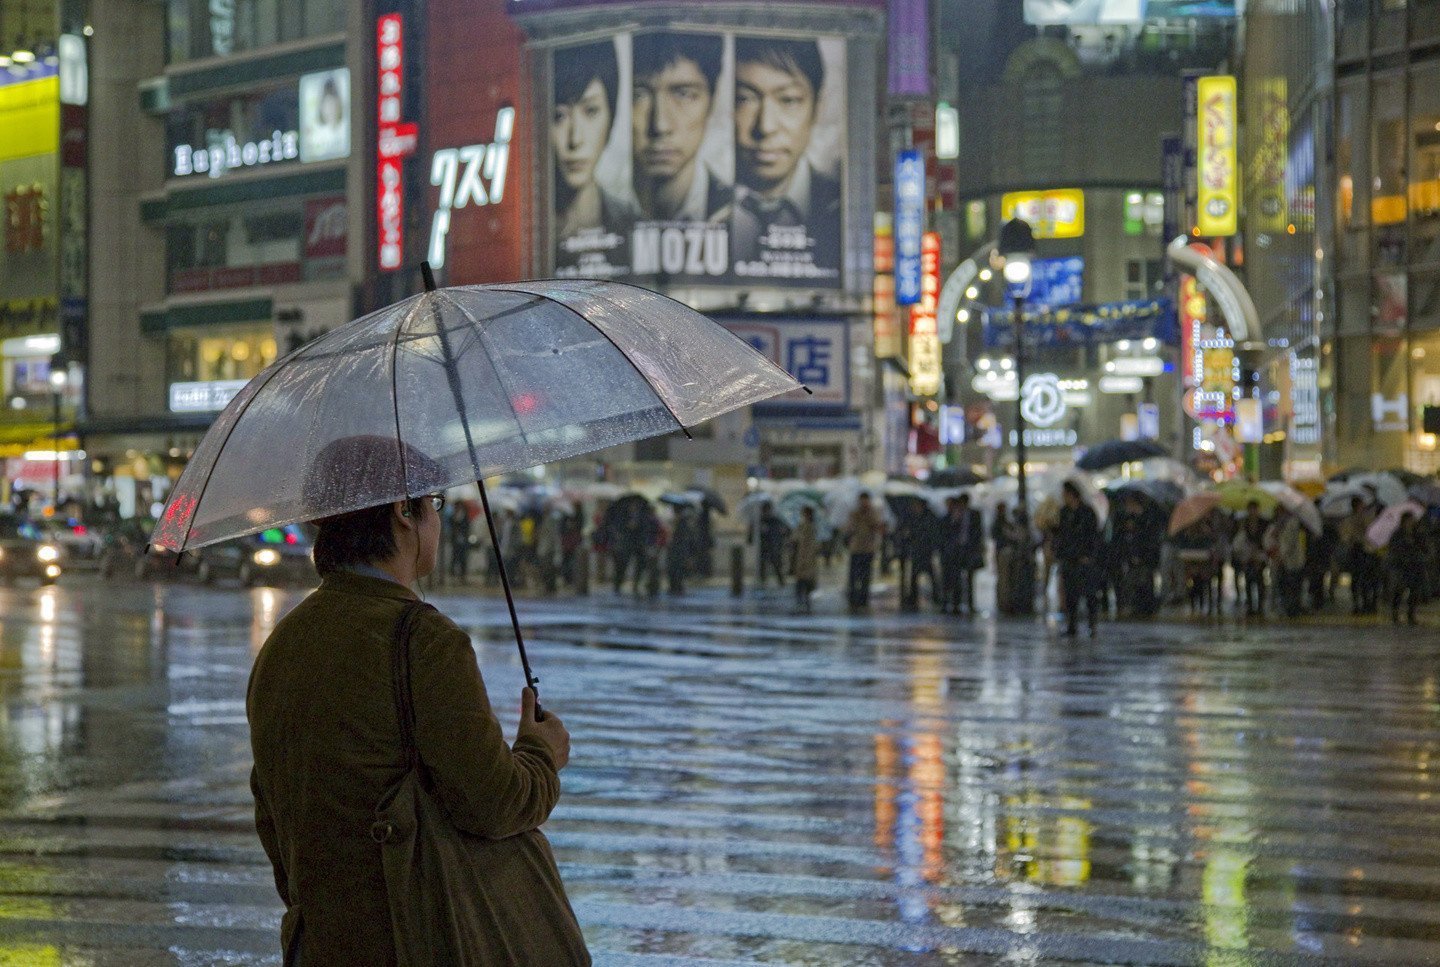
xmin=0 ymin=574 xmax=1435 ymax=964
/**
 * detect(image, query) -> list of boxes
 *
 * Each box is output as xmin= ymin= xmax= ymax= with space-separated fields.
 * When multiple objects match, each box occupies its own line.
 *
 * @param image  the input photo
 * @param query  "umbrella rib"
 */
xmin=389 ymin=300 xmax=413 ymax=495
xmin=433 ymin=290 xmax=538 ymax=459
xmin=483 ymin=286 xmax=693 ymax=440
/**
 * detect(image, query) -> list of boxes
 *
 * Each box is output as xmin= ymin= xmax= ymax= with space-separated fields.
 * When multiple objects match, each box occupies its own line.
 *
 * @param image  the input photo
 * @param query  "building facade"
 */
xmin=1328 ymin=0 xmax=1440 ymax=472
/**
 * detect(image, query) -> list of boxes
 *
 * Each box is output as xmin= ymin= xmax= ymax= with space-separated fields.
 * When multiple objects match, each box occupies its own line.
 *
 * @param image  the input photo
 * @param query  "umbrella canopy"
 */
xmin=1075 ymin=438 xmax=1170 ymax=472
xmin=1367 ymin=500 xmax=1426 ymax=549
xmin=924 ymin=467 xmax=987 ymax=487
xmin=1409 ymin=482 xmax=1440 ymax=508
xmin=1215 ymin=481 xmax=1277 ymax=513
xmin=660 ymin=492 xmax=701 ymax=509
xmin=1107 ymin=478 xmax=1185 ymax=512
xmin=153 ymin=279 xmax=799 ymax=552
xmin=1258 ymin=481 xmax=1322 ymax=535
xmin=1169 ymin=492 xmax=1223 ymax=536
xmin=776 ymin=490 xmax=832 ymax=538
xmin=1321 ymin=483 xmax=1372 ymax=517
xmin=684 ymin=486 xmax=728 ymax=515
xmin=1345 ymin=471 xmax=1408 ymax=507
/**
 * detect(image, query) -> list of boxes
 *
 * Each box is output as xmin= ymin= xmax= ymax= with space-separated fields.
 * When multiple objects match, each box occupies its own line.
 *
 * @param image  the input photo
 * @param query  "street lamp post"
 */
xmin=997 ymin=218 xmax=1035 ymax=614
xmin=49 ymin=364 xmax=66 ymax=512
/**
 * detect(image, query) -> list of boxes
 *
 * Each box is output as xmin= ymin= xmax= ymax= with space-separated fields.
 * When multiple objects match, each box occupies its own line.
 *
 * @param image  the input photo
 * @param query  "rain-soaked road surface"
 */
xmin=0 ymin=576 xmax=1435 ymax=964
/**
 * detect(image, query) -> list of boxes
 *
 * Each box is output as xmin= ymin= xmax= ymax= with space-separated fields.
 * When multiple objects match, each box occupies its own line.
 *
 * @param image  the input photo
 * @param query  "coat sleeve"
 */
xmin=251 ymin=765 xmax=291 ymax=906
xmin=408 ymin=613 xmax=561 ymax=839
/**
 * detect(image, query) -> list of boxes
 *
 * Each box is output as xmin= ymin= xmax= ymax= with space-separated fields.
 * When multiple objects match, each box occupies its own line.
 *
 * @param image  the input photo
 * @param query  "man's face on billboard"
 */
xmin=735 ymin=59 xmax=816 ymax=192
xmin=633 ymin=57 xmax=712 ymax=180
xmin=552 ymin=78 xmax=612 ymax=191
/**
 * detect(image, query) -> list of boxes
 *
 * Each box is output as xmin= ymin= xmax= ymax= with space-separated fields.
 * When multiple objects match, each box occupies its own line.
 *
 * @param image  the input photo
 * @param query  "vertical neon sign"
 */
xmin=377 ymin=13 xmax=418 ymax=271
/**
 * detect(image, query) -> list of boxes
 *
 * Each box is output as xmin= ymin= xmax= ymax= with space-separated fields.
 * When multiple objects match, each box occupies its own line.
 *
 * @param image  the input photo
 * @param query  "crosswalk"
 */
xmin=0 ymin=580 xmax=1434 ymax=963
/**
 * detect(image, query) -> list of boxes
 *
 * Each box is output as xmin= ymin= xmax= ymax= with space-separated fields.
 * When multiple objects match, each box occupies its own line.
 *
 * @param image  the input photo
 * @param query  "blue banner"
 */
xmin=983 ymin=298 xmax=1177 ymax=349
xmin=894 ymin=150 xmax=924 ymax=305
xmin=1029 ymin=256 xmax=1084 ymax=310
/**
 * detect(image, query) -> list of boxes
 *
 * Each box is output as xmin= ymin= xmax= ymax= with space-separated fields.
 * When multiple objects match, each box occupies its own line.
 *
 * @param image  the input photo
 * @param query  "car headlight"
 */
xmin=253 ymin=549 xmax=281 ymax=567
xmin=44 ymin=565 xmax=60 ymax=579
xmin=36 ymin=545 xmax=59 ymax=563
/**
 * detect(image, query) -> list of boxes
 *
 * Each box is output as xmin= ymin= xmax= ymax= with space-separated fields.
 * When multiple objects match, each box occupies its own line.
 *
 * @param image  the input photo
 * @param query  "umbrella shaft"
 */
xmin=477 ymin=477 xmax=541 ymax=700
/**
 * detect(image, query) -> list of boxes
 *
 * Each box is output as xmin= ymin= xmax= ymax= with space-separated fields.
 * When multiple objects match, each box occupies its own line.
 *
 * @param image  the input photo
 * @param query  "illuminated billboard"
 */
xmin=546 ymin=30 xmax=846 ymax=288
xmin=1000 ymin=188 xmax=1084 ymax=239
xmin=1196 ymin=75 xmax=1237 ymax=237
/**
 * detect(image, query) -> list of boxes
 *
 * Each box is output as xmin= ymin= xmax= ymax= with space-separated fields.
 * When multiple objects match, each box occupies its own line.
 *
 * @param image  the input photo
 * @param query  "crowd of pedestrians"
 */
xmin=433 ymin=479 xmax=1440 ymax=626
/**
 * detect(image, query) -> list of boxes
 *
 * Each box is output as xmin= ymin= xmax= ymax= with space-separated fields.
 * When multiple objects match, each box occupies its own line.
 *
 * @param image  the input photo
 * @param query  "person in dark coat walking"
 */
xmin=758 ymin=503 xmax=790 ymax=588
xmin=1389 ymin=512 xmax=1426 ymax=624
xmin=1054 ymin=481 xmax=1101 ymax=637
xmin=666 ymin=506 xmax=698 ymax=596
xmin=939 ymin=494 xmax=984 ymax=615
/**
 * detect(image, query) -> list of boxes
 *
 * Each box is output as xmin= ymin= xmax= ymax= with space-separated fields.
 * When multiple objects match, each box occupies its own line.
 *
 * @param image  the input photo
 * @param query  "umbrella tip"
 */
xmin=420 ymin=261 xmax=437 ymax=293
xmin=802 ymin=385 xmax=813 ymax=395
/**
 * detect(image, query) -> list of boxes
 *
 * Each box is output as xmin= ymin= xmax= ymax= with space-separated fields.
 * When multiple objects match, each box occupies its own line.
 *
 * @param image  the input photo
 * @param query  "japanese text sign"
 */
xmin=724 ymin=319 xmax=848 ymax=409
xmin=895 ymin=150 xmax=924 ymax=304
xmin=1196 ymin=75 xmax=1237 ymax=237
xmin=376 ymin=14 xmax=417 ymax=271
xmin=908 ymin=232 xmax=942 ymax=397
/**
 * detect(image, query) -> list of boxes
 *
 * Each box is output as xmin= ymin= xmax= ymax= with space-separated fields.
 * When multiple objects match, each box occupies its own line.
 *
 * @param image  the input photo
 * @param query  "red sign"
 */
xmin=910 ymin=232 xmax=941 ymax=336
xmin=376 ymin=13 xmax=416 ymax=271
xmin=305 ymin=197 xmax=348 ymax=261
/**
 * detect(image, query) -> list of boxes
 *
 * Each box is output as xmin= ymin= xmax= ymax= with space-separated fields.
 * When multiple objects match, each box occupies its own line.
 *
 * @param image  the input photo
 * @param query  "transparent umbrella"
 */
xmin=153 ymin=271 xmax=803 ymax=709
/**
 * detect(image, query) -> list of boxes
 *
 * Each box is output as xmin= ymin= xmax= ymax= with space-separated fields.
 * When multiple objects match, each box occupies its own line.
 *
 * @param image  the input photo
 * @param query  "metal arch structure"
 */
xmin=1165 ymin=236 xmax=1263 ymax=347
xmin=935 ymin=240 xmax=996 ymax=347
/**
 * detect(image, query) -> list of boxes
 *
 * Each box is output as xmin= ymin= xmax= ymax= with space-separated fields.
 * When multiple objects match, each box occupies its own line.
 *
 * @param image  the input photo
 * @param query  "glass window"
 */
xmin=1414 ymin=269 xmax=1440 ymax=330
xmin=1415 ymin=0 xmax=1440 ymax=42
xmin=165 ymin=200 xmax=345 ymax=294
xmin=168 ymin=326 xmax=278 ymax=384
xmin=1338 ymin=276 xmax=1371 ymax=335
xmin=1374 ymin=0 xmax=1407 ymax=49
xmin=1337 ymin=79 xmax=1369 ymax=251
xmin=1373 ymin=75 xmax=1407 ymax=267
xmin=1338 ymin=0 xmax=1370 ymax=60
xmin=167 ymin=0 xmax=347 ymax=64
xmin=1412 ymin=66 xmax=1440 ymax=264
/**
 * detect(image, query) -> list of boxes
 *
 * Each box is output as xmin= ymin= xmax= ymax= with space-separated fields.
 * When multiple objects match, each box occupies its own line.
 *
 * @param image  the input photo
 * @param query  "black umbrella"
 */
xmin=925 ymin=467 xmax=987 ymax=487
xmin=1075 ymin=439 xmax=1170 ymax=471
xmin=1106 ymin=478 xmax=1185 ymax=511
xmin=685 ymin=486 xmax=728 ymax=515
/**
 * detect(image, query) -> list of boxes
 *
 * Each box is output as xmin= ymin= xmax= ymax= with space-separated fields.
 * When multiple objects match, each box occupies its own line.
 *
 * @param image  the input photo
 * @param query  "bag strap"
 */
xmin=389 ymin=600 xmax=434 ymax=773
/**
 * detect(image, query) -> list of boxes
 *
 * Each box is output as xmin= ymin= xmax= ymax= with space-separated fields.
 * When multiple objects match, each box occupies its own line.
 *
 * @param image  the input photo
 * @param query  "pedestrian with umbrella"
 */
xmin=789 ymin=504 xmax=821 ymax=614
xmin=1055 ymin=480 xmax=1102 ymax=638
xmin=939 ymin=493 xmax=984 ymax=615
xmin=1338 ymin=495 xmax=1380 ymax=614
xmin=1385 ymin=510 xmax=1427 ymax=624
xmin=153 ymin=271 xmax=802 ymax=965
xmin=1232 ymin=500 xmax=1270 ymax=616
xmin=844 ymin=492 xmax=885 ymax=610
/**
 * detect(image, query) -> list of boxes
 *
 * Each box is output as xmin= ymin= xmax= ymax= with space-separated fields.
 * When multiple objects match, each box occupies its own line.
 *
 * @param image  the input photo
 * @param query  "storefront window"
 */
xmin=1412 ymin=65 xmax=1440 ymax=263
xmin=1373 ymin=75 xmax=1407 ymax=267
xmin=1415 ymin=0 xmax=1440 ymax=42
xmin=1414 ymin=270 xmax=1440 ymax=330
xmin=167 ymin=0 xmax=346 ymax=65
xmin=165 ymin=198 xmax=347 ymax=294
xmin=168 ymin=326 xmax=278 ymax=385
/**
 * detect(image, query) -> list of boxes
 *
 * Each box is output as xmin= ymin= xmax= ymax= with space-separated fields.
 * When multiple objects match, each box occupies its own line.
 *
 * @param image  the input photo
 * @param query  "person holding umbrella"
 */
xmin=844 ymin=492 xmax=885 ymax=610
xmin=1054 ymin=481 xmax=1101 ymax=638
xmin=790 ymin=504 xmax=821 ymax=614
xmin=248 ymin=437 xmax=586 ymax=964
xmin=939 ymin=494 xmax=983 ymax=616
xmin=1388 ymin=512 xmax=1426 ymax=624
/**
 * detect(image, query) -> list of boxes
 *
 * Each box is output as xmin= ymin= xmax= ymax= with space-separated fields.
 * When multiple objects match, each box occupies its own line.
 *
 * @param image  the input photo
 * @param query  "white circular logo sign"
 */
xmin=1020 ymin=373 xmax=1068 ymax=427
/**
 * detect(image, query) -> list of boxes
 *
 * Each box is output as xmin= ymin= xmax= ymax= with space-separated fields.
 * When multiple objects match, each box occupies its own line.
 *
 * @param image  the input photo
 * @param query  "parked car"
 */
xmin=195 ymin=525 xmax=315 ymax=587
xmin=43 ymin=517 xmax=104 ymax=567
xmin=0 ymin=516 xmax=63 ymax=585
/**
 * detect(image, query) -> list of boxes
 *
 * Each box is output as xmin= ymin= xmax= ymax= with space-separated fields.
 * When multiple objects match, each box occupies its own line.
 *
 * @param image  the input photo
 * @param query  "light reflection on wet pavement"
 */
xmin=0 ymin=579 xmax=1433 ymax=963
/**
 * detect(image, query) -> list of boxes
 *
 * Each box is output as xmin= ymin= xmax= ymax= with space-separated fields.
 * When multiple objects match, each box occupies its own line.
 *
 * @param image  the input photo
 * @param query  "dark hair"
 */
xmin=1062 ymin=481 xmax=1082 ymax=500
xmin=313 ymin=497 xmax=426 ymax=576
xmin=734 ymin=36 xmax=824 ymax=103
xmin=555 ymin=40 xmax=619 ymax=125
xmin=633 ymin=32 xmax=723 ymax=96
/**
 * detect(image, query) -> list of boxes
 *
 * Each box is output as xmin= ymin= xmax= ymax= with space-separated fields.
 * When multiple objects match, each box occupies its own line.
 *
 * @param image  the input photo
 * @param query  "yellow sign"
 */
xmin=1254 ymin=78 xmax=1288 ymax=233
xmin=1000 ymin=189 xmax=1084 ymax=239
xmin=0 ymin=77 xmax=60 ymax=163
xmin=1196 ymin=76 xmax=1238 ymax=237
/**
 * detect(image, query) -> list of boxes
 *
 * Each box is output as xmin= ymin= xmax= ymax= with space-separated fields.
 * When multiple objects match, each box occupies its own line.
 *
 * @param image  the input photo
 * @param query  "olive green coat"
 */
xmin=247 ymin=570 xmax=588 ymax=965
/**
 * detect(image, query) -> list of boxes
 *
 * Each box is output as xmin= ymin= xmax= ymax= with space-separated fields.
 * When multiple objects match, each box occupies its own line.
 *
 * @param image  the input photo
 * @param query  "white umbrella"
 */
xmin=1259 ymin=481 xmax=1322 ymax=535
xmin=1347 ymin=471 xmax=1408 ymax=507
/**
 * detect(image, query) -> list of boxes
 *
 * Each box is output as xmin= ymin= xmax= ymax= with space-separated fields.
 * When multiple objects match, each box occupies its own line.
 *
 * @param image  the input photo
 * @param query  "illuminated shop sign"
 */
xmin=894 ymin=150 xmax=924 ymax=304
xmin=377 ymin=14 xmax=418 ymax=271
xmin=1195 ymin=75 xmax=1237 ymax=237
xmin=169 ymin=379 xmax=248 ymax=413
xmin=1000 ymin=188 xmax=1084 ymax=239
xmin=427 ymin=107 xmax=514 ymax=270
xmin=173 ymin=130 xmax=299 ymax=179
xmin=908 ymin=232 xmax=942 ymax=396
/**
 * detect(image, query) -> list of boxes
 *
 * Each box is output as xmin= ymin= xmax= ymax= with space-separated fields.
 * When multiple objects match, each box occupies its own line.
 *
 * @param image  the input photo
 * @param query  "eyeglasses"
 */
xmin=426 ymin=493 xmax=446 ymax=512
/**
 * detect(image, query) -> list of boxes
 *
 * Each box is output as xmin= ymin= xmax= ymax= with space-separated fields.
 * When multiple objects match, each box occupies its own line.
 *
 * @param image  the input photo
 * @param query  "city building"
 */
xmin=83 ymin=0 xmax=367 ymax=517
xmin=935 ymin=3 xmax=1237 ymax=477
xmin=0 ymin=0 xmax=88 ymax=510
xmin=1238 ymin=0 xmax=1332 ymax=481
xmin=1327 ymin=0 xmax=1440 ymax=472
